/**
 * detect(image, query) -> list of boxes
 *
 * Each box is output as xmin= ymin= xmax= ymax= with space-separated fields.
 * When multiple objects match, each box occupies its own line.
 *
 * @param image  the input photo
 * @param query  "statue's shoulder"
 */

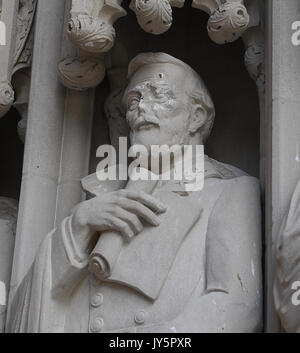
xmin=206 ymin=156 xmax=258 ymax=182
xmin=205 ymin=156 xmax=247 ymax=179
xmin=204 ymin=159 xmax=261 ymax=239
xmin=205 ymin=156 xmax=260 ymax=201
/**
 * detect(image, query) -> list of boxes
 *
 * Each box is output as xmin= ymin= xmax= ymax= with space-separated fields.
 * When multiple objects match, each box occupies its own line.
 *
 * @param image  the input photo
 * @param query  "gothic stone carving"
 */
xmin=58 ymin=56 xmax=106 ymax=91
xmin=129 ymin=0 xmax=185 ymax=35
xmin=0 ymin=0 xmax=37 ymax=121
xmin=60 ymin=0 xmax=262 ymax=92
xmin=59 ymin=0 xmax=127 ymax=91
xmin=13 ymin=0 xmax=36 ymax=72
xmin=129 ymin=0 xmax=251 ymax=44
xmin=7 ymin=53 xmax=262 ymax=333
xmin=192 ymin=0 xmax=250 ymax=44
xmin=0 ymin=198 xmax=18 ymax=333
xmin=67 ymin=0 xmax=127 ymax=54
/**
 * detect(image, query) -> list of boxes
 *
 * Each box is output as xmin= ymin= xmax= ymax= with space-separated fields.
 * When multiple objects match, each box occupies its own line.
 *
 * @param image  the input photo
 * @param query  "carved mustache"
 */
xmin=130 ymin=115 xmax=160 ymax=131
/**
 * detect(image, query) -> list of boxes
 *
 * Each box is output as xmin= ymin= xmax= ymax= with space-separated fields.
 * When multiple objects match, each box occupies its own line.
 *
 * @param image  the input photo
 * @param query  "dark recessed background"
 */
xmin=0 ymin=108 xmax=23 ymax=199
xmin=91 ymin=2 xmax=260 ymax=178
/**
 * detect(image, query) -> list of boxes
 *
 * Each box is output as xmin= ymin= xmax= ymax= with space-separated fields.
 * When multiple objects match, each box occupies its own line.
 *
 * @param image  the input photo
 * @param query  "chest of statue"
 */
xmin=65 ymin=178 xmax=226 ymax=333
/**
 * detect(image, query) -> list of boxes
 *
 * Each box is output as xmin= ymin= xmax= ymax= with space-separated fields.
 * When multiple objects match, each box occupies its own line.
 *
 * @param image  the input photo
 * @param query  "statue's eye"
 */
xmin=128 ymin=96 xmax=140 ymax=110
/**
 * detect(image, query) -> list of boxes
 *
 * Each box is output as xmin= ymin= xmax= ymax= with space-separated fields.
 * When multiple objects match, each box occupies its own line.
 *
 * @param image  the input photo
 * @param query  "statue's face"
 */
xmin=123 ymin=64 xmax=193 ymax=150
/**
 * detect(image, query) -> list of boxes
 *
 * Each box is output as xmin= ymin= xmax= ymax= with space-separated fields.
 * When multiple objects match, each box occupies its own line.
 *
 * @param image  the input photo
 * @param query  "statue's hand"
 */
xmin=71 ymin=190 xmax=167 ymax=243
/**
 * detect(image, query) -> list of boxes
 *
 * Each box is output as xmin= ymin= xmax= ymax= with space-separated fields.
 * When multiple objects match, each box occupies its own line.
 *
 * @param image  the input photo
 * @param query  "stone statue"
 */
xmin=274 ymin=179 xmax=300 ymax=333
xmin=7 ymin=53 xmax=262 ymax=333
xmin=0 ymin=198 xmax=18 ymax=332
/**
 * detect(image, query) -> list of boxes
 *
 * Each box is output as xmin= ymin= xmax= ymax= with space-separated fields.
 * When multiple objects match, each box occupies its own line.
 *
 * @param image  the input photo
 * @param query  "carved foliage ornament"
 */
xmin=60 ymin=0 xmax=259 ymax=92
xmin=129 ymin=0 xmax=249 ymax=42
xmin=192 ymin=0 xmax=249 ymax=44
xmin=67 ymin=0 xmax=127 ymax=54
xmin=67 ymin=15 xmax=116 ymax=53
xmin=59 ymin=0 xmax=126 ymax=91
xmin=129 ymin=0 xmax=185 ymax=35
xmin=58 ymin=56 xmax=106 ymax=91
xmin=13 ymin=0 xmax=37 ymax=71
xmin=129 ymin=0 xmax=173 ymax=35
xmin=207 ymin=1 xmax=249 ymax=44
xmin=0 ymin=0 xmax=37 ymax=119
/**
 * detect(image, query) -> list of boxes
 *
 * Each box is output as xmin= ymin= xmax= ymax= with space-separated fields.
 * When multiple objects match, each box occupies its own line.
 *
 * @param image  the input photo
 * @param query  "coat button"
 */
xmin=89 ymin=317 xmax=104 ymax=333
xmin=91 ymin=293 xmax=103 ymax=308
xmin=134 ymin=310 xmax=147 ymax=325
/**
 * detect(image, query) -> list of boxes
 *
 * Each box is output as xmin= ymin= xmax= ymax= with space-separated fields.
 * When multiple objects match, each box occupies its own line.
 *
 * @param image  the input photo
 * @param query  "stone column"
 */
xmin=265 ymin=0 xmax=300 ymax=332
xmin=8 ymin=0 xmax=95 ymax=312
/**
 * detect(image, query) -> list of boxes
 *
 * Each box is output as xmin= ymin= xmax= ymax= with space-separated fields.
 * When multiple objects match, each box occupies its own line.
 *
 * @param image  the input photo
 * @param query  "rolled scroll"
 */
xmin=89 ymin=177 xmax=158 ymax=280
xmin=88 ymin=169 xmax=203 ymax=299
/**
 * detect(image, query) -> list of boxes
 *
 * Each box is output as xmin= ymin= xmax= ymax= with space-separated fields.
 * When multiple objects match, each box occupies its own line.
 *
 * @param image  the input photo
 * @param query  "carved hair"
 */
xmin=127 ymin=52 xmax=215 ymax=142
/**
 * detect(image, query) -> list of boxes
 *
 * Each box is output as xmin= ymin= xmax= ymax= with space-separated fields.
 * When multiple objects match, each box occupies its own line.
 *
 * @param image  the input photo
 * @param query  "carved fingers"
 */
xmin=73 ymin=190 xmax=167 ymax=242
xmin=120 ymin=190 xmax=167 ymax=213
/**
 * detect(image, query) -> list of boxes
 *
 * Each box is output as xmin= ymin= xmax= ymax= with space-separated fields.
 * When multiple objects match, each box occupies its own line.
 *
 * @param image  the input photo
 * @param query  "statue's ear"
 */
xmin=188 ymin=103 xmax=207 ymax=135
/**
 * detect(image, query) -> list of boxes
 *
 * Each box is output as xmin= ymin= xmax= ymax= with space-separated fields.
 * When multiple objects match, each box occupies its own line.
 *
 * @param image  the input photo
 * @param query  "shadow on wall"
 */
xmin=0 ymin=108 xmax=24 ymax=199
xmin=90 ymin=3 xmax=260 ymax=178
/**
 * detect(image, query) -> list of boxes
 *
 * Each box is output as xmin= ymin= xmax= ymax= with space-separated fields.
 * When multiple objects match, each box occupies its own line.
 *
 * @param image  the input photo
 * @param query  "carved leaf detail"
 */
xmin=58 ymin=56 xmax=106 ymax=91
xmin=67 ymin=14 xmax=116 ymax=53
xmin=130 ymin=0 xmax=173 ymax=35
xmin=13 ymin=0 xmax=37 ymax=69
xmin=207 ymin=1 xmax=249 ymax=44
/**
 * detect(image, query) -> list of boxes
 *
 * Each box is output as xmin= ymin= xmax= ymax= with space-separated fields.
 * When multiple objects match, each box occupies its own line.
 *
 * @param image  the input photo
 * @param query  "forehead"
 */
xmin=125 ymin=63 xmax=187 ymax=96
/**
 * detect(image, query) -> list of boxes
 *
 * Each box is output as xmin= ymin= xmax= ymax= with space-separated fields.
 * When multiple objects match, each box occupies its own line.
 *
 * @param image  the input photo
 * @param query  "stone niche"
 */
xmin=89 ymin=4 xmax=261 ymax=178
xmin=3 ymin=0 xmax=267 ymax=334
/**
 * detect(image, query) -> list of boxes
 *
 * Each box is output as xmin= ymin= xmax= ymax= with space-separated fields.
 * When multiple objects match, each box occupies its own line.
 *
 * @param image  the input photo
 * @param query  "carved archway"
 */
xmin=59 ymin=1 xmax=264 ymax=93
xmin=59 ymin=0 xmax=265 ymax=178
